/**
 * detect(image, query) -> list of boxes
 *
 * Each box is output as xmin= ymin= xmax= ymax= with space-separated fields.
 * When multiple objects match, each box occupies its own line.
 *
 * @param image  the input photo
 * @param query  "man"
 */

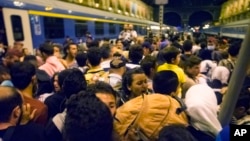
xmin=157 ymin=46 xmax=186 ymax=98
xmin=126 ymin=44 xmax=143 ymax=69
xmin=0 ymin=86 xmax=46 ymax=141
xmin=63 ymin=91 xmax=113 ymax=141
xmin=13 ymin=41 xmax=24 ymax=52
xmin=45 ymin=69 xmax=87 ymax=141
xmin=128 ymin=24 xmax=137 ymax=43
xmin=86 ymin=81 xmax=117 ymax=116
xmin=63 ymin=43 xmax=78 ymax=68
xmin=39 ymin=43 xmax=65 ymax=77
xmin=100 ymin=45 xmax=112 ymax=71
xmin=3 ymin=48 xmax=22 ymax=68
xmin=10 ymin=62 xmax=48 ymax=125
xmin=85 ymin=47 xmax=108 ymax=85
xmin=182 ymin=56 xmax=203 ymax=98
xmin=107 ymin=58 xmax=126 ymax=91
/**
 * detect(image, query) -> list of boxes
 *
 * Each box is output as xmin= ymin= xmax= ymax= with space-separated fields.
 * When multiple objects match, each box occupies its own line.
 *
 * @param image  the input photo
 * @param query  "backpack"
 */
xmin=219 ymin=59 xmax=235 ymax=81
xmin=84 ymin=69 xmax=109 ymax=85
xmin=114 ymin=94 xmax=188 ymax=141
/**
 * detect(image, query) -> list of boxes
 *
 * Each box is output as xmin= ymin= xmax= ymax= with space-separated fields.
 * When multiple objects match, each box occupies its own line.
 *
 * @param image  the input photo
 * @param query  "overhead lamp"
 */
xmin=13 ymin=1 xmax=24 ymax=7
xmin=45 ymin=6 xmax=53 ymax=11
xmin=117 ymin=10 xmax=121 ymax=13
xmin=95 ymin=3 xmax=99 ymax=8
xmin=108 ymin=7 xmax=112 ymax=11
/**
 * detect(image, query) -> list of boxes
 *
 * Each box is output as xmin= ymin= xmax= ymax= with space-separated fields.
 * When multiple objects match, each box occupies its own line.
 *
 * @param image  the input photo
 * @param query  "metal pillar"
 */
xmin=218 ymin=23 xmax=250 ymax=127
xmin=159 ymin=5 xmax=164 ymax=35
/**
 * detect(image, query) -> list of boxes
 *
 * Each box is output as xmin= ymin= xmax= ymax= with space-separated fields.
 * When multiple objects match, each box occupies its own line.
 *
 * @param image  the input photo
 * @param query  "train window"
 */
xmin=109 ymin=23 xmax=116 ymax=34
xmin=134 ymin=25 xmax=139 ymax=32
xmin=75 ymin=20 xmax=88 ymax=37
xmin=10 ymin=15 xmax=24 ymax=41
xmin=95 ymin=22 xmax=104 ymax=35
xmin=119 ymin=24 xmax=123 ymax=32
xmin=44 ymin=17 xmax=64 ymax=39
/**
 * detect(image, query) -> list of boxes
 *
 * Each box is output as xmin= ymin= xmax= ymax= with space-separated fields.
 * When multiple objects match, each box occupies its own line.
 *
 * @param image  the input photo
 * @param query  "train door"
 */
xmin=2 ymin=8 xmax=33 ymax=53
xmin=0 ymin=8 xmax=8 ymax=45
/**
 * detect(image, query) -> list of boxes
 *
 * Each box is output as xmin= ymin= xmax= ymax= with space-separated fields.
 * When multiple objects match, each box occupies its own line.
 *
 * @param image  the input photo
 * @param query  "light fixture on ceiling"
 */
xmin=13 ymin=1 xmax=24 ymax=7
xmin=45 ymin=6 xmax=53 ymax=11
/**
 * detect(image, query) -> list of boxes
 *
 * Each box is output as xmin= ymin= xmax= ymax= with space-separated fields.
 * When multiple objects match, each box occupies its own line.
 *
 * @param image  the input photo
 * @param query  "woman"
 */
xmin=121 ymin=67 xmax=149 ymax=104
xmin=185 ymin=84 xmax=222 ymax=141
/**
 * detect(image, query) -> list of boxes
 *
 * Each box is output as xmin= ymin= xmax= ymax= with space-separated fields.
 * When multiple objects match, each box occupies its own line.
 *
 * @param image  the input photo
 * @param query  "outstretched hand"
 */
xmin=20 ymin=103 xmax=37 ymax=125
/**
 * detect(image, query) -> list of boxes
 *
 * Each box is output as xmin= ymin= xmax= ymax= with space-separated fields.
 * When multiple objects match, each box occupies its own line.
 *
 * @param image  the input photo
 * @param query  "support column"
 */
xmin=159 ymin=5 xmax=164 ymax=34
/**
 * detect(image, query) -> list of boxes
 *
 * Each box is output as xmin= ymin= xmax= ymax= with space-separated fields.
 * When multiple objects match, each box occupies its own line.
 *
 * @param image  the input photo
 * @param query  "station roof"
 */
xmin=142 ymin=0 xmax=227 ymax=7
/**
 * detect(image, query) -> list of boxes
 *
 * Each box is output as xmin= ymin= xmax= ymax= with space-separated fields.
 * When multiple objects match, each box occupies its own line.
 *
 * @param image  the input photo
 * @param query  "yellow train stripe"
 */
xmin=28 ymin=10 xmax=147 ymax=27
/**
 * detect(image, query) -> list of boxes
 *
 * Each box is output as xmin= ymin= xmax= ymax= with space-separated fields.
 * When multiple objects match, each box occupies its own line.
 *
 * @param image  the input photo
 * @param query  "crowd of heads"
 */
xmin=0 ymin=27 xmax=249 ymax=141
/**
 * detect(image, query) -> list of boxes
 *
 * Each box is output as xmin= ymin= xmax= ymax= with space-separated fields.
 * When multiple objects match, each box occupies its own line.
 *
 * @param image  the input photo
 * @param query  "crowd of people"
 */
xmin=0 ymin=24 xmax=249 ymax=141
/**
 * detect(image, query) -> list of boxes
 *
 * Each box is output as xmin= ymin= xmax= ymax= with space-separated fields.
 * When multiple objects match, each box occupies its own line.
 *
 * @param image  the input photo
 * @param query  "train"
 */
xmin=0 ymin=0 xmax=176 ymax=53
xmin=201 ymin=19 xmax=250 ymax=39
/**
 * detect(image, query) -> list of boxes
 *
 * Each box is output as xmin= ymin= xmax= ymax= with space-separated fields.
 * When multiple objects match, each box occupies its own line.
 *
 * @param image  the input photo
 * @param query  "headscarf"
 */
xmin=200 ymin=60 xmax=217 ymax=79
xmin=185 ymin=84 xmax=222 ymax=136
xmin=211 ymin=66 xmax=230 ymax=85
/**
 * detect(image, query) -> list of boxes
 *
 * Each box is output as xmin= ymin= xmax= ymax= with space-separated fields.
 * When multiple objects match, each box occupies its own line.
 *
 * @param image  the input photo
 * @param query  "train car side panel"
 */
xmin=3 ymin=8 xmax=33 ymax=52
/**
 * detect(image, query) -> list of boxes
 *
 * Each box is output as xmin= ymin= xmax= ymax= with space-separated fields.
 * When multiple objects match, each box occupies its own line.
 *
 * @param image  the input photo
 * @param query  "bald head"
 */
xmin=0 ymin=86 xmax=22 ymax=122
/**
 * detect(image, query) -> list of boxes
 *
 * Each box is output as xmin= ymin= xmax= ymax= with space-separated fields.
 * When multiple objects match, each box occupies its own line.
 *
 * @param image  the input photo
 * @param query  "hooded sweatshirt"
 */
xmin=39 ymin=56 xmax=65 ymax=77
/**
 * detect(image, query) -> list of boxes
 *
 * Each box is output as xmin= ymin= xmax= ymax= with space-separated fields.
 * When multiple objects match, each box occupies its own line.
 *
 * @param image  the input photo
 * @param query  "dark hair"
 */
xmin=63 ymin=43 xmax=78 ymax=58
xmin=159 ymin=124 xmax=197 ymax=141
xmin=36 ymin=70 xmax=53 ymax=96
xmin=87 ymin=39 xmax=99 ymax=48
xmin=153 ymin=71 xmax=179 ymax=95
xmin=122 ymin=68 xmax=144 ymax=96
xmin=86 ymin=81 xmax=116 ymax=99
xmin=194 ymin=38 xmax=200 ymax=45
xmin=75 ymin=52 xmax=87 ymax=67
xmin=39 ymin=43 xmax=54 ymax=56
xmin=23 ymin=55 xmax=37 ymax=62
xmin=200 ymin=42 xmax=207 ymax=49
xmin=87 ymin=47 xmax=102 ymax=67
xmin=140 ymin=55 xmax=156 ymax=77
xmin=62 ymin=69 xmax=87 ymax=99
xmin=10 ymin=62 xmax=36 ymax=90
xmin=100 ymin=45 xmax=111 ymax=59
xmin=183 ymin=56 xmax=202 ymax=69
xmin=236 ymin=95 xmax=250 ymax=110
xmin=51 ymin=72 xmax=59 ymax=92
xmin=0 ymin=66 xmax=9 ymax=76
xmin=58 ymin=69 xmax=73 ymax=88
xmin=228 ymin=42 xmax=241 ymax=57
xmin=128 ymin=44 xmax=143 ymax=64
xmin=63 ymin=91 xmax=113 ymax=141
xmin=23 ymin=55 xmax=37 ymax=68
xmin=162 ymin=46 xmax=181 ymax=64
xmin=0 ymin=86 xmax=22 ymax=122
xmin=183 ymin=40 xmax=193 ymax=52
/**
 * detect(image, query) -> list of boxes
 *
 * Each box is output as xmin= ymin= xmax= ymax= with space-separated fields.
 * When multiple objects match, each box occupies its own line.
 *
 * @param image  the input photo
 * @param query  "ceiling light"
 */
xmin=13 ymin=1 xmax=24 ymax=7
xmin=45 ymin=6 xmax=53 ymax=11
